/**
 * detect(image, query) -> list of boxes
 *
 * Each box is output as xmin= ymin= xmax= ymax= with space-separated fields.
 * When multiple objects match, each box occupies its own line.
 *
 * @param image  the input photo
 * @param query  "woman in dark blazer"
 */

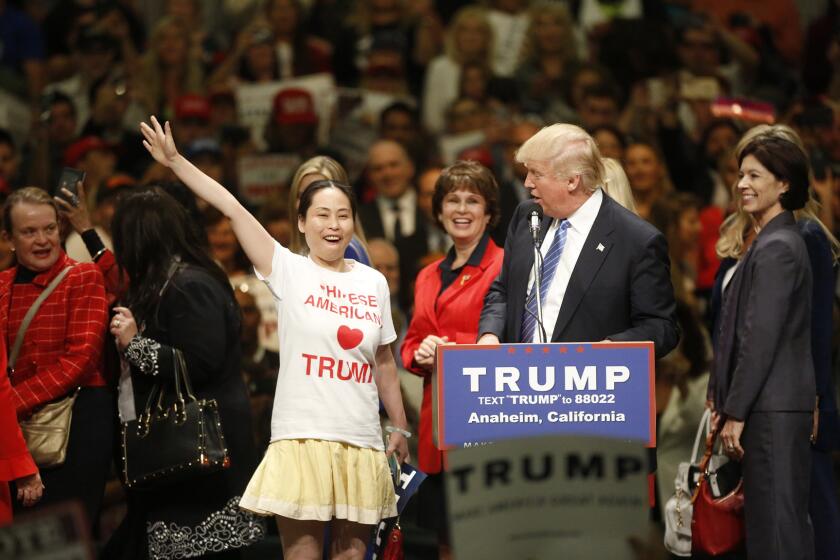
xmin=400 ymin=161 xmax=503 ymax=560
xmin=711 ymin=124 xmax=840 ymax=559
xmin=711 ymin=131 xmax=816 ymax=560
xmin=102 ymin=187 xmax=264 ymax=559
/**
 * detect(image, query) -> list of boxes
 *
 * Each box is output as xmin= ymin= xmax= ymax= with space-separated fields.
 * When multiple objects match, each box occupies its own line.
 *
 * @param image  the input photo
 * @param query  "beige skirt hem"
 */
xmin=238 ymin=495 xmax=396 ymax=525
xmin=237 ymin=439 xmax=397 ymax=525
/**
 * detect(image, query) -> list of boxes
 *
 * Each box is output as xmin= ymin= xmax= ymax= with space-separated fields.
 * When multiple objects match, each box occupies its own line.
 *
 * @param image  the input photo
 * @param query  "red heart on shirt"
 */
xmin=337 ymin=325 xmax=364 ymax=350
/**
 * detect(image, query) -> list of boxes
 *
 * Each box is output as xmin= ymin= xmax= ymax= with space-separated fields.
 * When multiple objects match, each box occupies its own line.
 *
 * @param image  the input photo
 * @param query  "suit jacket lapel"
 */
xmin=712 ymin=243 xmax=754 ymax=405
xmin=551 ymin=197 xmax=615 ymax=341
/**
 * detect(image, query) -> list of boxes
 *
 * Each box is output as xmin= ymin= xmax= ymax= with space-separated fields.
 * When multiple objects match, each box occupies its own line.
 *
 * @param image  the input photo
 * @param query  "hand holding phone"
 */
xmin=56 ymin=167 xmax=86 ymax=207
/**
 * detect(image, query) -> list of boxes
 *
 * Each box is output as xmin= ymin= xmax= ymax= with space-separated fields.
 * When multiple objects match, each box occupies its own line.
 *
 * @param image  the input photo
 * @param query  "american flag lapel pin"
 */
xmin=596 ymin=243 xmax=605 ymax=252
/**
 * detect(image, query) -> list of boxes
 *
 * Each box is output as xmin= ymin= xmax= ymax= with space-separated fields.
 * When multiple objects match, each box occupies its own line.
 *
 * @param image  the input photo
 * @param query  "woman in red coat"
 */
xmin=0 ymin=337 xmax=43 ymax=525
xmin=400 ymin=161 xmax=503 ymax=559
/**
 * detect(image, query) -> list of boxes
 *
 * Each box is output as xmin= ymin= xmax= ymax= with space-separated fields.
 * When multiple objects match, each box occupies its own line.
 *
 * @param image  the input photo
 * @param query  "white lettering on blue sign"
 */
xmin=463 ymin=366 xmax=631 ymax=392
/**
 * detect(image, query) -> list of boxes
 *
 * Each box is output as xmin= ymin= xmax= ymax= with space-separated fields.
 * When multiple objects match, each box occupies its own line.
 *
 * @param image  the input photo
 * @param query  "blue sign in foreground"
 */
xmin=434 ymin=342 xmax=655 ymax=448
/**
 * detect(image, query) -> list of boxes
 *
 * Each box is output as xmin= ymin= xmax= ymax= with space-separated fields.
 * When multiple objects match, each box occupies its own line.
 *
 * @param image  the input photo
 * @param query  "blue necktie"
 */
xmin=521 ymin=219 xmax=570 ymax=342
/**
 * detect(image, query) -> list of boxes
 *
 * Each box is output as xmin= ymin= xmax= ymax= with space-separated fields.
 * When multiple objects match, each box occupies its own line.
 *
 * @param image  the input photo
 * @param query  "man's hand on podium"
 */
xmin=476 ymin=333 xmax=500 ymax=345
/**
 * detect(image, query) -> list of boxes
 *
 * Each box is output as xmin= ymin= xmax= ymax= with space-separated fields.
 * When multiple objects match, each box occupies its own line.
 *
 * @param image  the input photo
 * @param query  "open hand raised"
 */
xmin=140 ymin=116 xmax=179 ymax=167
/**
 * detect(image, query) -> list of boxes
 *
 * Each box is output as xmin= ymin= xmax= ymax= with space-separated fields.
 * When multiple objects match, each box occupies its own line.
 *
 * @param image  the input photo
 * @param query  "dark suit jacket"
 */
xmin=359 ymin=200 xmax=429 ymax=310
xmin=478 ymin=195 xmax=679 ymax=358
xmin=712 ymin=211 xmax=816 ymax=420
xmin=799 ymin=219 xmax=839 ymax=449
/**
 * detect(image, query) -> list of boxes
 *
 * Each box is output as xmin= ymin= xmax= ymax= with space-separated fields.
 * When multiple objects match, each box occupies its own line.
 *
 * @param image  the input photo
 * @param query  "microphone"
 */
xmin=527 ymin=205 xmax=543 ymax=245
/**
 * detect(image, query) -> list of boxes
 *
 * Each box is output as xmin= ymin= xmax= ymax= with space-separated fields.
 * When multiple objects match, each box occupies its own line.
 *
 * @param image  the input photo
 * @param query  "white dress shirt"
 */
xmin=527 ymin=188 xmax=603 ymax=342
xmin=376 ymin=189 xmax=417 ymax=241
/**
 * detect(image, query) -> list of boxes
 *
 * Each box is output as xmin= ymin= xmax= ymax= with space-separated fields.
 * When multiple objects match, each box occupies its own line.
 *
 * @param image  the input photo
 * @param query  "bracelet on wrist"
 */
xmin=385 ymin=426 xmax=412 ymax=439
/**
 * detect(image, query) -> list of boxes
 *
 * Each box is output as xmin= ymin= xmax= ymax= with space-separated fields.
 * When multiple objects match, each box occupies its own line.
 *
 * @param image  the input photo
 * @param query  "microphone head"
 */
xmin=526 ymin=203 xmax=543 ymax=221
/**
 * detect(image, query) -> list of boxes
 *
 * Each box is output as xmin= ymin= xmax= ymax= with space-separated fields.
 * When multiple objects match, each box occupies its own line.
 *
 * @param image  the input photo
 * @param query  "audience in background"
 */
xmin=0 ymin=2 xmax=837 ymax=556
xmin=423 ymin=6 xmax=494 ymax=134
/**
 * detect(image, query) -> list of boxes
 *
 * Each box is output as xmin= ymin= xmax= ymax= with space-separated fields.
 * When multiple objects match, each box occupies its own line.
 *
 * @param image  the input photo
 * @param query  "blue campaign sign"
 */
xmin=433 ymin=342 xmax=655 ymax=448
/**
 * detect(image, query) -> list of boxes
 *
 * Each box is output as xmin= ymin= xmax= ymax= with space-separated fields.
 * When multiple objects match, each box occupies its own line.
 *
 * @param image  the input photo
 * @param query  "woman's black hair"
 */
xmin=111 ymin=186 xmax=233 ymax=325
xmin=149 ymin=181 xmax=208 ymax=249
xmin=738 ymin=136 xmax=809 ymax=211
xmin=296 ymin=180 xmax=357 ymax=220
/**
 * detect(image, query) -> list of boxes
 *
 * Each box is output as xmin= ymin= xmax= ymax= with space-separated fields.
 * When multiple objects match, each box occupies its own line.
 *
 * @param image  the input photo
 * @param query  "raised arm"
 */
xmin=140 ymin=116 xmax=275 ymax=277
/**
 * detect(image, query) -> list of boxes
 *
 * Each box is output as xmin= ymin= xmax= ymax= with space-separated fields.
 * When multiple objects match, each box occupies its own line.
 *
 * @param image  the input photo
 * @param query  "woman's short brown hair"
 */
xmin=3 ymin=186 xmax=59 ymax=233
xmin=431 ymin=160 xmax=500 ymax=229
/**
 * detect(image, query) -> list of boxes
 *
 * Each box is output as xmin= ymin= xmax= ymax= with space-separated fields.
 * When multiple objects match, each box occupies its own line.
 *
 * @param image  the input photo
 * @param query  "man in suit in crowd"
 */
xmin=478 ymin=123 xmax=679 ymax=358
xmin=359 ymin=140 xmax=428 ymax=309
xmin=493 ymin=118 xmax=542 ymax=247
xmin=416 ymin=166 xmax=451 ymax=257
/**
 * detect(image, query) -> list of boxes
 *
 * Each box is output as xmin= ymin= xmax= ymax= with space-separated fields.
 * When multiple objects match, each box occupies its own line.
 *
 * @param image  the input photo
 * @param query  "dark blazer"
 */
xmin=478 ymin=195 xmax=679 ymax=358
xmin=106 ymin=265 xmax=261 ymax=558
xmin=359 ymin=200 xmax=429 ymax=309
xmin=712 ymin=211 xmax=816 ymax=420
xmin=799 ymin=219 xmax=839 ymax=449
xmin=400 ymin=238 xmax=504 ymax=474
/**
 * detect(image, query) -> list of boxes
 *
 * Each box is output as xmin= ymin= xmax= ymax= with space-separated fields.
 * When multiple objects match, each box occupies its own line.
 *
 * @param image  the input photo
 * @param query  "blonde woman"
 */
xmin=601 ymin=157 xmax=637 ymax=214
xmin=422 ymin=6 xmax=494 ymax=134
xmin=288 ymin=156 xmax=370 ymax=264
xmin=137 ymin=17 xmax=204 ymax=118
xmin=515 ymin=1 xmax=579 ymax=115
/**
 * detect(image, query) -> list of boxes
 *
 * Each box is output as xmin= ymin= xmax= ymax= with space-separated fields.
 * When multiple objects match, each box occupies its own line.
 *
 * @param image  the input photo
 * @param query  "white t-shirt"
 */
xmin=258 ymin=242 xmax=397 ymax=450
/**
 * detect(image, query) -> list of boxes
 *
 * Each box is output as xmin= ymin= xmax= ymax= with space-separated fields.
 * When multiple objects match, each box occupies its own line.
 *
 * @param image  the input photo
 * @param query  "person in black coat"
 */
xmin=103 ymin=187 xmax=265 ymax=559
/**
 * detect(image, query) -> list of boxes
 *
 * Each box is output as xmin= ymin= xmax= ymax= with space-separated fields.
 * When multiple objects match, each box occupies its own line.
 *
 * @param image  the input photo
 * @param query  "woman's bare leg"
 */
xmin=330 ymin=519 xmax=373 ymax=560
xmin=276 ymin=516 xmax=326 ymax=560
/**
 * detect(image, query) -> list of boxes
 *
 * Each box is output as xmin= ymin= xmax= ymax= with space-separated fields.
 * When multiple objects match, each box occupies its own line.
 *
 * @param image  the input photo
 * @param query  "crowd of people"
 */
xmin=0 ymin=0 xmax=838 ymax=559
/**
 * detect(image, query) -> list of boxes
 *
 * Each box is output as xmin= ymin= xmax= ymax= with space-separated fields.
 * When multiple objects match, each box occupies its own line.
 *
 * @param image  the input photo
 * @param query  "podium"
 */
xmin=433 ymin=342 xmax=656 ymax=449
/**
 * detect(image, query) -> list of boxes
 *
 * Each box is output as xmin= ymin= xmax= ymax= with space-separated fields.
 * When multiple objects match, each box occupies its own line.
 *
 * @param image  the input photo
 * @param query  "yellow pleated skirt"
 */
xmin=238 ymin=439 xmax=397 ymax=525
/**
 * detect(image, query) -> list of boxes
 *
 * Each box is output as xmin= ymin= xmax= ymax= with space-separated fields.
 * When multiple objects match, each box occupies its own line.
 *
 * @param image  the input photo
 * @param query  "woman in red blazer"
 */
xmin=400 ymin=161 xmax=503 ymax=558
xmin=0 ymin=337 xmax=43 ymax=525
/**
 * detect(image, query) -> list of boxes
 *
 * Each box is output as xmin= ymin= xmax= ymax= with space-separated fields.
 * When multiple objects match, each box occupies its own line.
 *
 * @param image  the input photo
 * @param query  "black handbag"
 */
xmin=121 ymin=349 xmax=230 ymax=489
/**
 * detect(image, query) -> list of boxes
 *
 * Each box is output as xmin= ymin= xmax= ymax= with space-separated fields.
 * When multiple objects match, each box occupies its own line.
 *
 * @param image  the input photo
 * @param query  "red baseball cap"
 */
xmin=272 ymin=88 xmax=318 ymax=125
xmin=64 ymin=136 xmax=111 ymax=167
xmin=175 ymin=94 xmax=211 ymax=121
xmin=458 ymin=146 xmax=494 ymax=169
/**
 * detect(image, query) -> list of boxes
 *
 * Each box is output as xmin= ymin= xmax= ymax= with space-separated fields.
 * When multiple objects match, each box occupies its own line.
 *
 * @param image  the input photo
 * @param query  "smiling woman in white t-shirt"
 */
xmin=140 ymin=116 xmax=410 ymax=560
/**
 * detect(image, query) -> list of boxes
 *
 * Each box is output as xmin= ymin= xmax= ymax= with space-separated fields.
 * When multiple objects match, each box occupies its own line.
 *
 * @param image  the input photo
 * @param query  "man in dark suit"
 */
xmin=358 ymin=140 xmax=428 ymax=309
xmin=478 ymin=123 xmax=679 ymax=358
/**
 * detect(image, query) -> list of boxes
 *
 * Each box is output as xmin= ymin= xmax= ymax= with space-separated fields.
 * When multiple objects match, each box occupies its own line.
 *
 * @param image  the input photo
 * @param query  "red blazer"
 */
xmin=400 ymin=239 xmax=503 ymax=473
xmin=0 ymin=339 xmax=37 ymax=525
xmin=0 ymin=253 xmax=109 ymax=416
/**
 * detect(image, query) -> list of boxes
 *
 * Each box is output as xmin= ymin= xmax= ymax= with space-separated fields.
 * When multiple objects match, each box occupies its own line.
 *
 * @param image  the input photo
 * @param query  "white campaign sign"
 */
xmin=446 ymin=435 xmax=648 ymax=559
xmin=235 ymin=74 xmax=337 ymax=151
xmin=236 ymin=153 xmax=300 ymax=206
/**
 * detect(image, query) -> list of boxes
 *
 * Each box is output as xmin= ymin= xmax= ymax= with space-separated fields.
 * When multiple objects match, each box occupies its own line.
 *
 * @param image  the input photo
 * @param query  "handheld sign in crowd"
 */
xmin=446 ymin=435 xmax=649 ymax=559
xmin=433 ymin=342 xmax=655 ymax=448
xmin=367 ymin=462 xmax=427 ymax=560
